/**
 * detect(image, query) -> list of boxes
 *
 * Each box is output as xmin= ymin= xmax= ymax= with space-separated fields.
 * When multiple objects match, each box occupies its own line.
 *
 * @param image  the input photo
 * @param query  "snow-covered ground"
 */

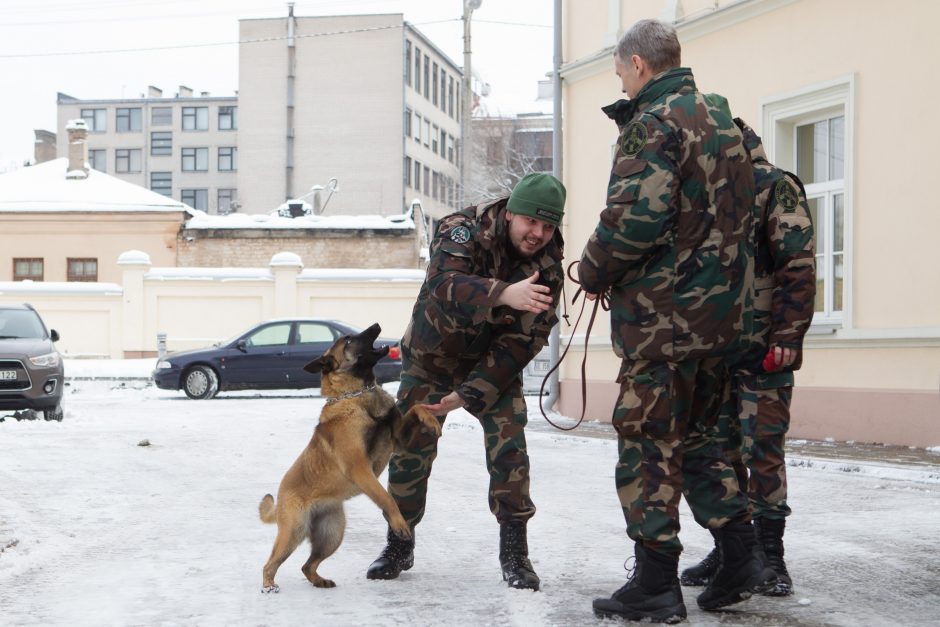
xmin=1 ymin=360 xmax=938 ymax=626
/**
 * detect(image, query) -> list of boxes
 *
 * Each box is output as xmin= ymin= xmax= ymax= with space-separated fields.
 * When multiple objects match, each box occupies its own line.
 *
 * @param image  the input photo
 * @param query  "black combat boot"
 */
xmin=366 ymin=528 xmax=415 ymax=580
xmin=593 ymin=543 xmax=687 ymax=624
xmin=754 ymin=517 xmax=793 ymax=596
xmin=679 ymin=529 xmax=720 ymax=586
xmin=499 ymin=521 xmax=540 ymax=591
xmin=697 ymin=522 xmax=777 ymax=611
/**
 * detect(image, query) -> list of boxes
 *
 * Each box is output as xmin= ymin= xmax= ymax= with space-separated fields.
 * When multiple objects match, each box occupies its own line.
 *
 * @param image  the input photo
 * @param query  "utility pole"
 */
xmin=460 ymin=0 xmax=481 ymax=207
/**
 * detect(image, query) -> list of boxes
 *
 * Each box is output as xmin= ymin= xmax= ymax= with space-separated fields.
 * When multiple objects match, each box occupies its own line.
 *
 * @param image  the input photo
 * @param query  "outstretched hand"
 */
xmin=420 ymin=392 xmax=465 ymax=416
xmin=496 ymin=271 xmax=553 ymax=314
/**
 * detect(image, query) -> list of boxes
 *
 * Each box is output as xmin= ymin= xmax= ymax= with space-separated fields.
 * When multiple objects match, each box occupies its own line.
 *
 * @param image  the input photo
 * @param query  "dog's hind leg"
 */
xmin=301 ymin=503 xmax=346 ymax=588
xmin=261 ymin=516 xmax=306 ymax=593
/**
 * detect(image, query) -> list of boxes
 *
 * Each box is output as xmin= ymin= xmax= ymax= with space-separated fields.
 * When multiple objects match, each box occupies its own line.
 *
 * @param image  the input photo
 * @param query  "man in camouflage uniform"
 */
xmin=681 ymin=107 xmax=816 ymax=598
xmin=366 ymin=173 xmax=566 ymax=591
xmin=579 ymin=20 xmax=776 ymax=622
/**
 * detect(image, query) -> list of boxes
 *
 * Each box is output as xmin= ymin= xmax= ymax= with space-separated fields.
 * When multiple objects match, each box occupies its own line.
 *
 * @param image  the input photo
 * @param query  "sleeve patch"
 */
xmin=449 ymin=225 xmax=471 ymax=244
xmin=775 ymin=180 xmax=799 ymax=209
xmin=619 ymin=121 xmax=648 ymax=158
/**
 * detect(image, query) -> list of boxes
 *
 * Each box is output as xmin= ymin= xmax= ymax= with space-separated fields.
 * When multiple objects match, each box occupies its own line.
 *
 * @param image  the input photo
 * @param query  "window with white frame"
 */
xmin=182 ymin=147 xmax=208 ymax=171
xmin=115 ymin=148 xmax=142 ymax=173
xmin=763 ymin=76 xmax=853 ymax=327
xmin=797 ymin=115 xmax=845 ymax=319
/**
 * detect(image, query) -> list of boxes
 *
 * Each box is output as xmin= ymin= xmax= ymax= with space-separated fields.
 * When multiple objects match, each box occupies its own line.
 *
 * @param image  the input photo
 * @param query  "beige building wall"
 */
xmin=558 ymin=0 xmax=940 ymax=446
xmin=56 ymin=93 xmax=239 ymax=214
xmin=0 ymin=212 xmax=183 ymax=283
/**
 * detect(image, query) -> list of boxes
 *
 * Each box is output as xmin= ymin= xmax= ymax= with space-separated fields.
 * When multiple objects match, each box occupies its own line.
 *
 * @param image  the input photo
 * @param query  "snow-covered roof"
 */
xmin=184 ymin=210 xmax=415 ymax=231
xmin=0 ymin=159 xmax=192 ymax=214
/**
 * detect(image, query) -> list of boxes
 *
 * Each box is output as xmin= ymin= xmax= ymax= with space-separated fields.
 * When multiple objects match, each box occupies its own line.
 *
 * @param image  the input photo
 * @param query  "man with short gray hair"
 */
xmin=579 ymin=19 xmax=776 ymax=622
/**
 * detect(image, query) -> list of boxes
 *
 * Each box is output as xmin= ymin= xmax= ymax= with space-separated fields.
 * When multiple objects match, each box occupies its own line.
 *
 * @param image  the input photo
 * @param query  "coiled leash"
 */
xmin=538 ymin=260 xmax=610 ymax=431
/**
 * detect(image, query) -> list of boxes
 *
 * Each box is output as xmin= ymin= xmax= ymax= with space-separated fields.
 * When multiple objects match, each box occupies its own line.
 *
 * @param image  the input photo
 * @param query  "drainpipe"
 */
xmin=286 ymin=3 xmax=297 ymax=200
xmin=545 ymin=0 xmax=563 ymax=412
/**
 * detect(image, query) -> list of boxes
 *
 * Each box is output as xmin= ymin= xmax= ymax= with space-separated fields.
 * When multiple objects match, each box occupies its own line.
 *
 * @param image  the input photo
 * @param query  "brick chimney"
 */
xmin=148 ymin=85 xmax=163 ymax=97
xmin=178 ymin=85 xmax=193 ymax=98
xmin=65 ymin=118 xmax=89 ymax=179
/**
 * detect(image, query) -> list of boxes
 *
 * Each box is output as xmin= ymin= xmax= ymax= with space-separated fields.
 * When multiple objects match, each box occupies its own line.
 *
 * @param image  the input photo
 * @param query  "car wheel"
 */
xmin=183 ymin=365 xmax=219 ymax=400
xmin=43 ymin=404 xmax=64 ymax=421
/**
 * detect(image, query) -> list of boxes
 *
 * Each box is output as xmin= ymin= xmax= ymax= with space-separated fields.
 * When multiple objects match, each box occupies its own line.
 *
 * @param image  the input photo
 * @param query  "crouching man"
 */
xmin=366 ymin=173 xmax=566 ymax=591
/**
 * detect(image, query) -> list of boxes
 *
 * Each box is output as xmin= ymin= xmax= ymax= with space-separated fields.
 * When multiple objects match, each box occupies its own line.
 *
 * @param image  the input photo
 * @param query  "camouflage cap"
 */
xmin=506 ymin=173 xmax=566 ymax=226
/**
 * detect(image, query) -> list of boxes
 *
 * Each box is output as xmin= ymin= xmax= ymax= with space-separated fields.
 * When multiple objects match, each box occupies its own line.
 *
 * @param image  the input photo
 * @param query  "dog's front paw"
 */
xmin=415 ymin=407 xmax=443 ymax=437
xmin=261 ymin=584 xmax=280 ymax=594
xmin=390 ymin=516 xmax=413 ymax=540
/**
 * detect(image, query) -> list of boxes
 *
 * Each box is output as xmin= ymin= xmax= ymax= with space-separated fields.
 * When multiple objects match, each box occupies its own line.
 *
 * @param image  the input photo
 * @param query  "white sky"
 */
xmin=1 ymin=368 xmax=939 ymax=625
xmin=0 ymin=0 xmax=555 ymax=172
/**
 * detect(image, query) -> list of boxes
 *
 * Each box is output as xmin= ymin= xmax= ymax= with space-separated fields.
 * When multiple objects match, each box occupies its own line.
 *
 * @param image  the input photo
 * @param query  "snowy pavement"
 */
xmin=1 ymin=364 xmax=939 ymax=626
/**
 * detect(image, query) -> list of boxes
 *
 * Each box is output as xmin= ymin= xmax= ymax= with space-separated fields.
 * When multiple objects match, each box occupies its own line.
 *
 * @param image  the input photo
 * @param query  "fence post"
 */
xmin=118 ymin=250 xmax=151 ymax=359
xmin=270 ymin=252 xmax=304 ymax=318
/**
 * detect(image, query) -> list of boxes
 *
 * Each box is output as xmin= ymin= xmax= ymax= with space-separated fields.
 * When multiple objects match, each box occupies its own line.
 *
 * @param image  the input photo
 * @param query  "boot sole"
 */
xmin=593 ymin=605 xmax=687 ymax=624
xmin=697 ymin=567 xmax=777 ymax=611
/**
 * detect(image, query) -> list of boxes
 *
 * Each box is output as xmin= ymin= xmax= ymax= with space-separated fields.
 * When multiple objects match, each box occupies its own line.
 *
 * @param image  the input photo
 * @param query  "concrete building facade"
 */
xmin=238 ymin=12 xmax=462 ymax=219
xmin=56 ymin=88 xmax=239 ymax=215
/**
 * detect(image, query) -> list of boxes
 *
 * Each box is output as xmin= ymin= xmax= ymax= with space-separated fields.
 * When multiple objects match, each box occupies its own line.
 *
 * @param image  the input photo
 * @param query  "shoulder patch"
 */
xmin=619 ymin=121 xmax=648 ymax=158
xmin=774 ymin=180 xmax=799 ymax=209
xmin=449 ymin=225 xmax=471 ymax=244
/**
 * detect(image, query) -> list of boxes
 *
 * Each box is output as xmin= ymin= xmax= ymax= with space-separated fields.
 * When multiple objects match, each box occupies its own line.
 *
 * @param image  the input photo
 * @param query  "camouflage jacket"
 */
xmin=578 ymin=68 xmax=755 ymax=363
xmin=401 ymin=198 xmax=564 ymax=415
xmin=734 ymin=118 xmax=816 ymax=380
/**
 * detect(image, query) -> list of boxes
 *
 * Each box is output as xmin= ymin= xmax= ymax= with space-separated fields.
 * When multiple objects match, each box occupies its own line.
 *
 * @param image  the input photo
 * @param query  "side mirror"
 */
xmin=50 ymin=329 xmax=60 ymax=342
xmin=236 ymin=339 xmax=248 ymax=352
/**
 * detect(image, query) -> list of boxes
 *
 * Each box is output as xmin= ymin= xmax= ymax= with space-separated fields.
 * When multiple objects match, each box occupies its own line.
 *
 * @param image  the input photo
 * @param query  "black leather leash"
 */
xmin=538 ymin=261 xmax=610 ymax=431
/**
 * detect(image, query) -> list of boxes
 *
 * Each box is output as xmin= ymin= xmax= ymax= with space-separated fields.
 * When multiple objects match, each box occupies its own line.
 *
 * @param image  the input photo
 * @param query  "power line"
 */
xmin=0 ymin=22 xmax=421 ymax=59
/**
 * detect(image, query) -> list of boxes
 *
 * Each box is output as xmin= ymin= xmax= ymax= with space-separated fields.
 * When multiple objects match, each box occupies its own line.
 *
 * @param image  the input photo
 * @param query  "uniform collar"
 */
xmin=602 ymin=67 xmax=696 ymax=125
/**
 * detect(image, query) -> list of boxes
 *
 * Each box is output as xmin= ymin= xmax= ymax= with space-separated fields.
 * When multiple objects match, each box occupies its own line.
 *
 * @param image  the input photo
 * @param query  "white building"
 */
xmin=237 ymin=11 xmax=462 ymax=219
xmin=56 ymin=88 xmax=239 ymax=215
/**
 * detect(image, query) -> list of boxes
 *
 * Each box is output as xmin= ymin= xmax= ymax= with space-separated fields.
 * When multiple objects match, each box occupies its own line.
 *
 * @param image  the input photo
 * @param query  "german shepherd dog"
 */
xmin=258 ymin=323 xmax=441 ymax=593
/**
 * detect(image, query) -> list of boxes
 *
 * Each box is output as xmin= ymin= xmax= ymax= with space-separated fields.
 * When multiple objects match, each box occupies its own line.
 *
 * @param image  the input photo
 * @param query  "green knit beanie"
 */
xmin=506 ymin=173 xmax=566 ymax=226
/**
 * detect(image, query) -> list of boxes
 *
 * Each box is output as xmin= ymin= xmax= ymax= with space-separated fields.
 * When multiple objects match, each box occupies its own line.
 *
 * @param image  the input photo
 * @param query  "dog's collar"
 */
xmin=324 ymin=384 xmax=378 ymax=406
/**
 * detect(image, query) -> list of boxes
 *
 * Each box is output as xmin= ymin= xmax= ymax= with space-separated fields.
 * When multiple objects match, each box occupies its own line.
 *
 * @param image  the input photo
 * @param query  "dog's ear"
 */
xmin=304 ymin=354 xmax=335 ymax=374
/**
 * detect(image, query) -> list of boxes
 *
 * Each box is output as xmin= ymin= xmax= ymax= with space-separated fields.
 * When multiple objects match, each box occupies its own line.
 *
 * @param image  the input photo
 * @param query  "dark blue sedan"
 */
xmin=152 ymin=319 xmax=402 ymax=399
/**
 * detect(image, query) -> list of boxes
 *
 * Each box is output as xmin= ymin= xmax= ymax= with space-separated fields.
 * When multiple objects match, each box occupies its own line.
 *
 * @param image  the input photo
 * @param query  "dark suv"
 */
xmin=0 ymin=303 xmax=64 ymax=421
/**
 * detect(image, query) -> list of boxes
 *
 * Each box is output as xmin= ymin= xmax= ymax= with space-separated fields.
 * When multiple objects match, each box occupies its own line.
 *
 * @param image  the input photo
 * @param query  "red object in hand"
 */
xmin=763 ymin=351 xmax=779 ymax=372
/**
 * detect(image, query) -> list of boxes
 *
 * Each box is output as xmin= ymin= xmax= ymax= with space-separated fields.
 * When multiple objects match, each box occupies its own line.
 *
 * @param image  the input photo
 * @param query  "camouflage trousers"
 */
xmin=612 ymin=358 xmax=750 ymax=557
xmin=387 ymin=372 xmax=535 ymax=528
xmin=717 ymin=376 xmax=793 ymax=520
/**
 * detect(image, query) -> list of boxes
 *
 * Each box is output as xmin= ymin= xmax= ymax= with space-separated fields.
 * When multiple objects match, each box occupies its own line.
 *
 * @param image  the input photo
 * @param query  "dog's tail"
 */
xmin=259 ymin=494 xmax=277 ymax=524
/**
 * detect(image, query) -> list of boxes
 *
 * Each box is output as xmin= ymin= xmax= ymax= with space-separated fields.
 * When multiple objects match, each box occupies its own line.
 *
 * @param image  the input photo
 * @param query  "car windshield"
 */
xmin=0 ymin=309 xmax=46 ymax=339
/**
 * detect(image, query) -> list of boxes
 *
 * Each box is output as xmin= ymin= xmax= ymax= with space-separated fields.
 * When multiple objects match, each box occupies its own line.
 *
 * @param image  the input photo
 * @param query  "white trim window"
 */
xmin=797 ymin=115 xmax=845 ymax=320
xmin=762 ymin=75 xmax=853 ymax=329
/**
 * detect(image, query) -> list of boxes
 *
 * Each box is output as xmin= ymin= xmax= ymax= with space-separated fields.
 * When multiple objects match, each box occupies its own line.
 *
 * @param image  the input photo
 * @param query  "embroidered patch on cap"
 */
xmin=535 ymin=208 xmax=557 ymax=221
xmin=450 ymin=225 xmax=471 ymax=244
xmin=619 ymin=122 xmax=648 ymax=158
xmin=775 ymin=181 xmax=799 ymax=209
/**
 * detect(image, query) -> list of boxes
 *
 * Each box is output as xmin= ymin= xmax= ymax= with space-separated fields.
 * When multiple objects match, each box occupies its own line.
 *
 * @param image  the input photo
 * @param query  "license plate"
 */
xmin=0 ymin=370 xmax=16 ymax=381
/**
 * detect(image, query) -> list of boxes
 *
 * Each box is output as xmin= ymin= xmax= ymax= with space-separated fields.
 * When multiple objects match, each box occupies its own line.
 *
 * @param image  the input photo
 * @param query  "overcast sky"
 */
xmin=0 ymin=0 xmax=556 ymax=172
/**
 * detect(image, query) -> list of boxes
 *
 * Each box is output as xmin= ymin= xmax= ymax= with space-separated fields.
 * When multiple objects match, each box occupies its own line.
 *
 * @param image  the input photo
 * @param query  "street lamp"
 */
xmin=461 ymin=0 xmax=482 ymax=207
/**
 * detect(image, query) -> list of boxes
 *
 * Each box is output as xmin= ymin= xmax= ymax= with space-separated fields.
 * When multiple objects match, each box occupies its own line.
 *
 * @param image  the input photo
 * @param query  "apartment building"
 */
xmin=238 ymin=12 xmax=462 ymax=218
xmin=468 ymin=112 xmax=553 ymax=203
xmin=56 ymin=87 xmax=239 ymax=215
